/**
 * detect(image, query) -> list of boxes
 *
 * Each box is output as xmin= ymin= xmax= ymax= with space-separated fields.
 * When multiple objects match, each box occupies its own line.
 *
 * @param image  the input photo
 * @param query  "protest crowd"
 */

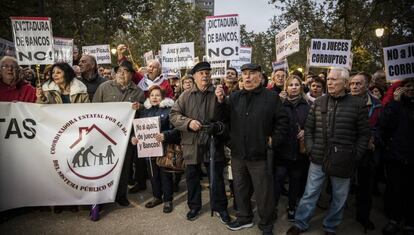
xmin=1 ymin=14 xmax=414 ymax=235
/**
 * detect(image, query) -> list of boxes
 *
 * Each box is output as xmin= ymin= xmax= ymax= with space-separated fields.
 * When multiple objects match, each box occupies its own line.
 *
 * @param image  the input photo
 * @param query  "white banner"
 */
xmin=309 ymin=39 xmax=352 ymax=69
xmin=230 ymin=46 xmax=252 ymax=72
xmin=0 ymin=38 xmax=16 ymax=57
xmin=383 ymin=43 xmax=414 ymax=81
xmin=10 ymin=16 xmax=54 ymax=65
xmin=133 ymin=117 xmax=163 ymax=158
xmin=275 ymin=21 xmax=300 ymax=61
xmin=272 ymin=59 xmax=289 ymax=72
xmin=54 ymin=37 xmax=73 ymax=65
xmin=0 ymin=102 xmax=135 ymax=212
xmin=161 ymin=42 xmax=194 ymax=70
xmin=205 ymin=14 xmax=240 ymax=60
xmin=82 ymin=44 xmax=111 ymax=64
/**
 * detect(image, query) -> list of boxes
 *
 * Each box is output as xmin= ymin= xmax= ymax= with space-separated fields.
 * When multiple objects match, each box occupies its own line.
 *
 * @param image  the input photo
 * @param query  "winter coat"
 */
xmin=221 ymin=86 xmax=289 ymax=161
xmin=304 ymin=94 xmax=370 ymax=165
xmin=79 ymin=73 xmax=107 ymax=101
xmin=140 ymin=98 xmax=180 ymax=145
xmin=92 ymin=80 xmax=145 ymax=105
xmin=170 ymin=84 xmax=226 ymax=165
xmin=275 ymin=96 xmax=310 ymax=161
xmin=0 ymin=79 xmax=36 ymax=102
xmin=379 ymin=96 xmax=414 ymax=165
xmin=36 ymin=78 xmax=89 ymax=104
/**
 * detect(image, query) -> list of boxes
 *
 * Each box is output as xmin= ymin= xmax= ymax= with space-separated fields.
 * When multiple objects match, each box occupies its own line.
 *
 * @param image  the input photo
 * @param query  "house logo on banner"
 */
xmin=50 ymin=113 xmax=129 ymax=192
xmin=205 ymin=14 xmax=240 ymax=61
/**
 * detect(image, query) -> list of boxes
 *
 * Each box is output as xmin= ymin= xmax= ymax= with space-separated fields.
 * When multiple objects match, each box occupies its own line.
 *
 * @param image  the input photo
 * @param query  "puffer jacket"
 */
xmin=140 ymin=97 xmax=180 ymax=145
xmin=304 ymin=93 xmax=370 ymax=165
xmin=36 ymin=78 xmax=89 ymax=104
xmin=275 ymin=96 xmax=310 ymax=161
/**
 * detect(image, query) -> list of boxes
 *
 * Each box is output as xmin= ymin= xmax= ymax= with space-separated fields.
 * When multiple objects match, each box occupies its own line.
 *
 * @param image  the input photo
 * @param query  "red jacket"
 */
xmin=0 ymin=80 xmax=36 ymax=102
xmin=382 ymin=81 xmax=402 ymax=107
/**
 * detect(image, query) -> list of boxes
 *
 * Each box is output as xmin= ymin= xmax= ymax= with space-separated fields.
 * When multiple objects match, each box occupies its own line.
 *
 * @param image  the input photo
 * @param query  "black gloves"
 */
xmin=205 ymin=121 xmax=224 ymax=135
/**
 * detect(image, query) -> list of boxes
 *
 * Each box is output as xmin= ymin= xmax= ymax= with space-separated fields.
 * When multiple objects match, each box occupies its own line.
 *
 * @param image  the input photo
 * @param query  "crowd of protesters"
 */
xmin=0 ymin=43 xmax=413 ymax=235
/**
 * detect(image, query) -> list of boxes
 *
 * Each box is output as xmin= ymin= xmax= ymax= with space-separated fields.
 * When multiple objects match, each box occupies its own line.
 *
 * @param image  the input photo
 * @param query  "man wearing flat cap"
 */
xmin=93 ymin=59 xmax=145 ymax=206
xmin=170 ymin=61 xmax=230 ymax=223
xmin=216 ymin=63 xmax=289 ymax=235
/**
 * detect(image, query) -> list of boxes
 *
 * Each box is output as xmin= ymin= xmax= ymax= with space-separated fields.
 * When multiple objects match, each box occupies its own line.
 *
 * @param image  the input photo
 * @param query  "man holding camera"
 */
xmin=170 ymin=61 xmax=230 ymax=223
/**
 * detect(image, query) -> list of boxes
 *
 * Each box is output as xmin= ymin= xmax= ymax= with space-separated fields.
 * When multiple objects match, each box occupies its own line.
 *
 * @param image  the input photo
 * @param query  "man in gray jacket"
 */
xmin=170 ymin=61 xmax=230 ymax=223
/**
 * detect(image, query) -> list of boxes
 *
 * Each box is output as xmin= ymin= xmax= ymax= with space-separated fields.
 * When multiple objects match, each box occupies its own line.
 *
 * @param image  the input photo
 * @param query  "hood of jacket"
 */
xmin=41 ymin=78 xmax=87 ymax=95
xmin=143 ymin=97 xmax=174 ymax=109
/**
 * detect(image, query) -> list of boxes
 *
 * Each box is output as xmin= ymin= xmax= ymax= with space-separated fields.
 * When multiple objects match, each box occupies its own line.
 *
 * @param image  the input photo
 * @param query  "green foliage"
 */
xmin=264 ymin=0 xmax=413 ymax=74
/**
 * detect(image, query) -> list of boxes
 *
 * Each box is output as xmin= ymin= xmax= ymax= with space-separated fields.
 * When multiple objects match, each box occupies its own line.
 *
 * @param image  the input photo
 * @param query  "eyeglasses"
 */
xmin=1 ymin=65 xmax=18 ymax=70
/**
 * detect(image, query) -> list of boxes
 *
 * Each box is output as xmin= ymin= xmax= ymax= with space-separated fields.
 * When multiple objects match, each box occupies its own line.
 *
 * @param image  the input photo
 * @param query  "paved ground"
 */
xmin=0 ymin=179 xmax=387 ymax=235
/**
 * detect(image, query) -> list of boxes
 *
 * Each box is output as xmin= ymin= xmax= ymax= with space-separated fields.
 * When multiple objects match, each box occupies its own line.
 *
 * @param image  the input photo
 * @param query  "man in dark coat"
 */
xmin=170 ymin=62 xmax=230 ymax=223
xmin=216 ymin=63 xmax=289 ymax=235
xmin=287 ymin=67 xmax=370 ymax=235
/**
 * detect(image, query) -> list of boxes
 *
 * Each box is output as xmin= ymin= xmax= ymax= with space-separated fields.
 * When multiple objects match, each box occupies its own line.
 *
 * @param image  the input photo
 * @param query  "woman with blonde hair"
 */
xmin=274 ymin=75 xmax=311 ymax=221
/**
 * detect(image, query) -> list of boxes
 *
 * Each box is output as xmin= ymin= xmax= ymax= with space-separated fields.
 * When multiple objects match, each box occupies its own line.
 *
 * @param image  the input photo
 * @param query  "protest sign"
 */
xmin=275 ymin=21 xmax=300 ymax=61
xmin=53 ymin=37 xmax=73 ymax=65
xmin=272 ymin=59 xmax=289 ymax=72
xmin=0 ymin=102 xmax=135 ymax=212
xmin=230 ymin=46 xmax=252 ymax=72
xmin=0 ymin=38 xmax=16 ymax=57
xmin=10 ymin=16 xmax=54 ymax=65
xmin=133 ymin=117 xmax=163 ymax=158
xmin=383 ymin=43 xmax=414 ymax=81
xmin=82 ymin=44 xmax=111 ymax=64
xmin=144 ymin=50 xmax=154 ymax=65
xmin=209 ymin=59 xmax=227 ymax=79
xmin=205 ymin=14 xmax=240 ymax=60
xmin=309 ymin=39 xmax=352 ymax=68
xmin=161 ymin=42 xmax=194 ymax=70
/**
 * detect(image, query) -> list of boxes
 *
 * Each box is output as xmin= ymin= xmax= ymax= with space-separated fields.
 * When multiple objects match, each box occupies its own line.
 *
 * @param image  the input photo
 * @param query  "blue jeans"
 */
xmin=294 ymin=162 xmax=350 ymax=233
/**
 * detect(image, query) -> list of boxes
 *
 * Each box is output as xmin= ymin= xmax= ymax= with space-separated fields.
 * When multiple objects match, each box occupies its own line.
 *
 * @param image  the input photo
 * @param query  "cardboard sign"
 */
xmin=53 ymin=37 xmax=73 ymax=65
xmin=82 ymin=44 xmax=111 ymax=64
xmin=209 ymin=59 xmax=227 ymax=79
xmin=230 ymin=47 xmax=252 ymax=72
xmin=205 ymin=14 xmax=240 ymax=60
xmin=272 ymin=59 xmax=289 ymax=72
xmin=10 ymin=16 xmax=54 ymax=65
xmin=133 ymin=117 xmax=163 ymax=158
xmin=275 ymin=21 xmax=300 ymax=61
xmin=144 ymin=50 xmax=154 ymax=66
xmin=309 ymin=39 xmax=352 ymax=69
xmin=0 ymin=38 xmax=16 ymax=57
xmin=161 ymin=42 xmax=194 ymax=70
xmin=383 ymin=43 xmax=414 ymax=81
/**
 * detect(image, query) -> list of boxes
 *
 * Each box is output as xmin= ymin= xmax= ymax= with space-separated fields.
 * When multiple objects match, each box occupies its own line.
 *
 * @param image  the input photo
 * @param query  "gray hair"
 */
xmin=329 ymin=67 xmax=349 ymax=81
xmin=0 ymin=56 xmax=18 ymax=67
xmin=147 ymin=59 xmax=161 ymax=68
